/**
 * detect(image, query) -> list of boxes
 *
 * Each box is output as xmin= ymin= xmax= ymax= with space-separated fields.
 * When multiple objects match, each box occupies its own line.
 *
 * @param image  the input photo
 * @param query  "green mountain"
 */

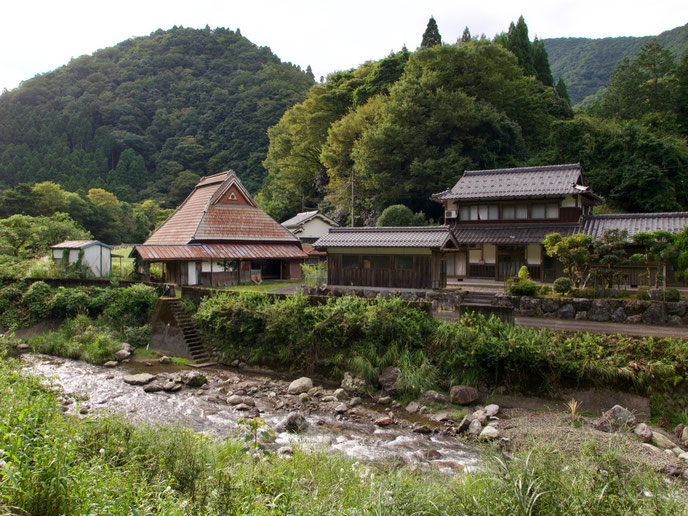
xmin=0 ymin=26 xmax=314 ymax=203
xmin=544 ymin=23 xmax=688 ymax=105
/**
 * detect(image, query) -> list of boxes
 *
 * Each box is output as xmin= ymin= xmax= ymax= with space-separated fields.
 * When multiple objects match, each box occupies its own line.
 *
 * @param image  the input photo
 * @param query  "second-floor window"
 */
xmin=460 ymin=205 xmax=499 ymax=221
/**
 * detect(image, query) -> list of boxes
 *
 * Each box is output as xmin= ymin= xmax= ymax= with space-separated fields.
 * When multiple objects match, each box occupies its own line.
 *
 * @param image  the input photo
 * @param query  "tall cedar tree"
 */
xmin=461 ymin=27 xmax=471 ymax=43
xmin=506 ymin=16 xmax=535 ymax=76
xmin=678 ymin=51 xmax=688 ymax=135
xmin=533 ymin=38 xmax=554 ymax=86
xmin=555 ymin=77 xmax=571 ymax=105
xmin=421 ymin=17 xmax=442 ymax=48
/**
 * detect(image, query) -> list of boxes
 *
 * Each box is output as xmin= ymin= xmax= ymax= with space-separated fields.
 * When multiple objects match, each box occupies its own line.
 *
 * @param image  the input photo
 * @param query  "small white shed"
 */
xmin=50 ymin=240 xmax=113 ymax=278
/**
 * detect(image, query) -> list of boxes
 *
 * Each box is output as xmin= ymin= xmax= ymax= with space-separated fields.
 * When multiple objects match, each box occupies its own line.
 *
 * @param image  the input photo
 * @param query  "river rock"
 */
xmin=405 ymin=401 xmax=420 ymax=414
xmin=378 ymin=366 xmax=400 ymax=394
xmin=679 ymin=452 xmax=688 ymax=461
xmin=642 ymin=303 xmax=667 ymax=325
xmin=334 ymin=403 xmax=348 ymax=414
xmin=341 ymin=372 xmax=366 ymax=394
xmin=288 ymin=377 xmax=313 ymax=395
xmin=183 ymin=371 xmax=207 ymax=387
xmin=479 ymin=426 xmax=500 ymax=440
xmin=431 ymin=411 xmax=451 ymax=422
xmin=164 ymin=381 xmax=181 ymax=392
xmin=123 ymin=373 xmax=156 ymax=386
xmin=378 ymin=396 xmax=392 ymax=405
xmin=277 ymin=412 xmax=309 ymax=433
xmin=471 ymin=409 xmax=488 ymax=424
xmin=16 ymin=343 xmax=29 ymax=350
xmin=298 ymin=393 xmax=310 ymax=403
xmin=159 ymin=355 xmax=171 ymax=364
xmin=484 ymin=404 xmax=500 ymax=417
xmin=374 ymin=416 xmax=393 ymax=426
xmin=593 ymin=405 xmax=636 ymax=433
xmin=334 ymin=388 xmax=348 ymax=401
xmin=421 ymin=390 xmax=449 ymax=405
xmin=115 ymin=350 xmax=131 ymax=361
xmin=103 ymin=361 xmax=118 ymax=368
xmin=682 ymin=427 xmax=688 ymax=445
xmin=635 ymin=423 xmax=653 ymax=442
xmin=413 ymin=425 xmax=432 ymax=434
xmin=652 ymin=431 xmax=675 ymax=450
xmin=457 ymin=415 xmax=472 ymax=433
xmin=349 ymin=397 xmax=362 ymax=408
xmin=321 ymin=395 xmax=337 ymax=402
xmin=450 ymin=385 xmax=479 ymax=405
xmin=227 ymin=394 xmax=243 ymax=405
xmin=468 ymin=419 xmax=482 ymax=436
xmin=143 ymin=380 xmax=166 ymax=393
xmin=243 ymin=397 xmax=255 ymax=407
xmin=307 ymin=386 xmax=322 ymax=397
xmin=235 ymin=403 xmax=250 ymax=411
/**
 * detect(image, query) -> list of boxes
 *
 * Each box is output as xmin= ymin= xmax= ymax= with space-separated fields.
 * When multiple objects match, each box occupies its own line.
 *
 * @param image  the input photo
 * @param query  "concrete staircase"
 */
xmin=166 ymin=298 xmax=211 ymax=364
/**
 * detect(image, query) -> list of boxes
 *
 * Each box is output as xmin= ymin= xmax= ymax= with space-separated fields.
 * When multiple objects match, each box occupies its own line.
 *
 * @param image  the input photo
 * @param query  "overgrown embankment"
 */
xmin=0 ymin=279 xmax=158 ymax=363
xmin=194 ymin=292 xmax=688 ymax=416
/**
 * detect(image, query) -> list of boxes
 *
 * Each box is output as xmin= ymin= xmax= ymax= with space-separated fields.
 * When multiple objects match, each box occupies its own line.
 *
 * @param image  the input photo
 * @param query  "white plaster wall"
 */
xmin=468 ymin=249 xmax=482 ymax=263
xmin=298 ymin=218 xmax=336 ymax=240
xmin=483 ymin=244 xmax=496 ymax=264
xmin=561 ymin=195 xmax=576 ymax=208
xmin=527 ymin=244 xmax=542 ymax=265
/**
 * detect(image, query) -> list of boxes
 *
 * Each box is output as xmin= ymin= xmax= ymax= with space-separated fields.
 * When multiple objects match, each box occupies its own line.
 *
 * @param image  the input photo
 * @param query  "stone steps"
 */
xmin=166 ymin=298 xmax=211 ymax=363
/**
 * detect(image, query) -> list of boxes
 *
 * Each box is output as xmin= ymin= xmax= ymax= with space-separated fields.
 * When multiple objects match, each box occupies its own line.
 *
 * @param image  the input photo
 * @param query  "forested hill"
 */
xmin=0 ymin=26 xmax=314 ymax=203
xmin=544 ymin=23 xmax=688 ymax=105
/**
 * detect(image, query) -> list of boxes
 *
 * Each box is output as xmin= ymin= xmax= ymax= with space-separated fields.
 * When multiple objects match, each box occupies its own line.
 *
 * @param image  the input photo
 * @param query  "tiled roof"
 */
xmin=282 ymin=210 xmax=319 ymax=227
xmin=145 ymin=171 xmax=299 ymax=246
xmin=51 ymin=240 xmax=113 ymax=250
xmin=302 ymin=244 xmax=327 ymax=257
xmin=581 ymin=213 xmax=688 ymax=239
xmin=134 ymin=244 xmax=308 ymax=261
xmin=314 ymin=226 xmax=456 ymax=249
xmin=452 ymin=225 xmax=579 ymax=245
xmin=432 ymin=163 xmax=603 ymax=202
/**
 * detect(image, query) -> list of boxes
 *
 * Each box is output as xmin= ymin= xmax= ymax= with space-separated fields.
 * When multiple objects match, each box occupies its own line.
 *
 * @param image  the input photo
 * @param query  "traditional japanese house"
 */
xmin=132 ymin=171 xmax=307 ymax=286
xmin=281 ymin=210 xmax=339 ymax=244
xmin=431 ymin=163 xmax=688 ymax=283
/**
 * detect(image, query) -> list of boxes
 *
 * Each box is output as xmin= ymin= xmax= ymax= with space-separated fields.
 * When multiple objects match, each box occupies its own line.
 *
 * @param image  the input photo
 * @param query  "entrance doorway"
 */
xmin=497 ymin=246 xmax=526 ymax=280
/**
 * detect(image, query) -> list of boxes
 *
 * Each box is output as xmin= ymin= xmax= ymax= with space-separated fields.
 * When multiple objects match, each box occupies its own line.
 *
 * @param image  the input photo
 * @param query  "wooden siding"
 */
xmin=328 ymin=254 xmax=433 ymax=289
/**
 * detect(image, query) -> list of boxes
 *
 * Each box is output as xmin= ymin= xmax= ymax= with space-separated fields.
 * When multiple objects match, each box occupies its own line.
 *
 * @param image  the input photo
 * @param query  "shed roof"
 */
xmin=314 ymin=226 xmax=457 ymax=249
xmin=133 ymin=243 xmax=308 ymax=262
xmin=144 ymin=171 xmax=299 ymax=246
xmin=581 ymin=213 xmax=688 ymax=239
xmin=432 ymin=163 xmax=604 ymax=202
xmin=51 ymin=240 xmax=113 ymax=250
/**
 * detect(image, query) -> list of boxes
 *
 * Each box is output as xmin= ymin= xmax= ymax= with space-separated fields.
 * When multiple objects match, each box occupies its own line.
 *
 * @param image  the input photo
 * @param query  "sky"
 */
xmin=2 ymin=0 xmax=687 ymax=91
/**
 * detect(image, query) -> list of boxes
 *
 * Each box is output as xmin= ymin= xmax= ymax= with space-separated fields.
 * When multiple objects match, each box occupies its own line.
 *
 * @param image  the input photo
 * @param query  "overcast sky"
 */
xmin=2 ymin=0 xmax=686 ymax=91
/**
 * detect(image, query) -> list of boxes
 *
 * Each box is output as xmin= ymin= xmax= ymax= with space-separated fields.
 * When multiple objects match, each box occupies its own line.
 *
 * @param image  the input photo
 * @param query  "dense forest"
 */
xmin=544 ymin=22 xmax=688 ymax=105
xmin=0 ymin=26 xmax=314 ymax=201
xmin=259 ymin=17 xmax=688 ymax=224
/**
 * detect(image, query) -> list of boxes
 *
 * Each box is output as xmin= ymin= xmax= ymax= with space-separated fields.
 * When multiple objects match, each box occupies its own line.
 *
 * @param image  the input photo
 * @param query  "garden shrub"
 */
xmin=637 ymin=287 xmax=650 ymax=300
xmin=105 ymin=284 xmax=158 ymax=326
xmin=506 ymin=266 xmax=538 ymax=296
xmin=21 ymin=281 xmax=54 ymax=320
xmin=123 ymin=324 xmax=153 ymax=348
xmin=665 ymin=288 xmax=680 ymax=302
xmin=553 ymin=277 xmax=573 ymax=294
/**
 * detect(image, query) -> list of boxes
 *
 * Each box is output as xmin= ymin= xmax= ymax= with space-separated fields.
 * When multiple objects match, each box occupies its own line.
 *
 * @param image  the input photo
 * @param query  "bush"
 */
xmin=538 ymin=285 xmax=551 ymax=295
xmin=665 ymin=288 xmax=680 ymax=302
xmin=507 ymin=278 xmax=538 ymax=296
xmin=105 ymin=284 xmax=158 ymax=326
xmin=637 ymin=287 xmax=650 ymax=300
xmin=553 ymin=277 xmax=573 ymax=294
xmin=123 ymin=324 xmax=152 ymax=348
xmin=21 ymin=281 xmax=54 ymax=319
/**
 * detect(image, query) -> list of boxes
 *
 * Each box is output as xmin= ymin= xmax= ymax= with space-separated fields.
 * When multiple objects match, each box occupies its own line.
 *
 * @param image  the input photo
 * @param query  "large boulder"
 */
xmin=652 ymin=431 xmax=676 ymax=450
xmin=625 ymin=300 xmax=650 ymax=315
xmin=479 ymin=425 xmax=500 ymax=440
xmin=557 ymin=303 xmax=576 ymax=319
xmin=421 ymin=390 xmax=449 ymax=405
xmin=642 ymin=303 xmax=667 ymax=325
xmin=540 ymin=298 xmax=559 ymax=314
xmin=518 ymin=297 xmax=542 ymax=317
xmin=341 ymin=372 xmax=366 ymax=394
xmin=378 ymin=367 xmax=400 ymax=394
xmin=634 ymin=423 xmax=653 ymax=442
xmin=183 ymin=371 xmax=207 ymax=387
xmin=587 ymin=300 xmax=611 ymax=322
xmin=611 ymin=307 xmax=627 ymax=323
xmin=593 ymin=405 xmax=636 ymax=432
xmin=484 ymin=404 xmax=500 ymax=417
xmin=450 ymin=385 xmax=479 ymax=405
xmin=115 ymin=349 xmax=131 ymax=361
xmin=276 ymin=412 xmax=309 ymax=433
xmin=667 ymin=301 xmax=688 ymax=317
xmin=287 ymin=377 xmax=313 ymax=395
xmin=123 ymin=373 xmax=156 ymax=386
xmin=571 ymin=298 xmax=592 ymax=312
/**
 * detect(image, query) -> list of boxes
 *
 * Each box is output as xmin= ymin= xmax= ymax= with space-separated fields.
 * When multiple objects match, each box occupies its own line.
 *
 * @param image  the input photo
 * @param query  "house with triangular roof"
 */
xmin=132 ymin=171 xmax=307 ymax=286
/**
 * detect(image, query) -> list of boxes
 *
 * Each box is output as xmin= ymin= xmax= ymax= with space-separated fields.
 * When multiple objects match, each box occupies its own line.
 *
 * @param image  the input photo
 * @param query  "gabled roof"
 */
xmin=282 ymin=210 xmax=339 ymax=229
xmin=432 ymin=163 xmax=604 ymax=203
xmin=581 ymin=212 xmax=688 ymax=239
xmin=314 ymin=226 xmax=457 ymax=249
xmin=51 ymin=240 xmax=113 ymax=250
xmin=144 ymin=171 xmax=299 ymax=246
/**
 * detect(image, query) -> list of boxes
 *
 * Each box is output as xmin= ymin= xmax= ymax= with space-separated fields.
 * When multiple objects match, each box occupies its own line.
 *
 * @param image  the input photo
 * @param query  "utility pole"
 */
xmin=351 ymin=167 xmax=355 ymax=227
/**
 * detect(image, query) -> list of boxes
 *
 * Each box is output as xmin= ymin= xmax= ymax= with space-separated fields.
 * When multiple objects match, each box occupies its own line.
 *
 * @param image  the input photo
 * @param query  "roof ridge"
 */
xmin=330 ymin=226 xmax=449 ymax=232
xmin=586 ymin=212 xmax=688 ymax=219
xmin=464 ymin=163 xmax=581 ymax=176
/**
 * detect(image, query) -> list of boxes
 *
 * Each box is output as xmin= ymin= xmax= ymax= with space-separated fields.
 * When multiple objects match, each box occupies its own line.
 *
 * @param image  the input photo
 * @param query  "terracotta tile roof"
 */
xmin=432 ymin=163 xmax=604 ymax=202
xmin=51 ymin=240 xmax=113 ymax=249
xmin=134 ymin=244 xmax=308 ymax=261
xmin=452 ymin=225 xmax=579 ymax=244
xmin=581 ymin=213 xmax=688 ymax=239
xmin=314 ymin=226 xmax=456 ymax=249
xmin=302 ymin=244 xmax=327 ymax=257
xmin=144 ymin=170 xmax=299 ymax=246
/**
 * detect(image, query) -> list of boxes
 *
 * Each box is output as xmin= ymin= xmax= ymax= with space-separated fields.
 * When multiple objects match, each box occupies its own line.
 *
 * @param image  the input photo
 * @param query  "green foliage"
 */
xmin=376 ymin=204 xmax=429 ymax=227
xmin=300 ymin=262 xmax=326 ymax=287
xmin=0 ymin=27 xmax=313 ymax=205
xmin=507 ymin=278 xmax=538 ymax=297
xmin=0 ymin=213 xmax=90 ymax=259
xmin=543 ymin=233 xmax=594 ymax=288
xmin=553 ymin=277 xmax=573 ymax=294
xmin=123 ymin=324 xmax=153 ymax=348
xmin=420 ymin=17 xmax=442 ymax=48
xmin=104 ymin=284 xmax=158 ymax=327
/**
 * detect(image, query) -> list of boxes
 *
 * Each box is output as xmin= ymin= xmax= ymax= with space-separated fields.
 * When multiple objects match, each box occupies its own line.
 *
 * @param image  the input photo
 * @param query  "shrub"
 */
xmin=123 ymin=324 xmax=152 ymax=348
xmin=665 ymin=288 xmax=680 ymax=302
xmin=637 ymin=287 xmax=650 ymax=300
xmin=21 ymin=281 xmax=54 ymax=319
xmin=538 ymin=285 xmax=551 ymax=296
xmin=553 ymin=277 xmax=573 ymax=294
xmin=507 ymin=278 xmax=538 ymax=296
xmin=105 ymin=284 xmax=158 ymax=327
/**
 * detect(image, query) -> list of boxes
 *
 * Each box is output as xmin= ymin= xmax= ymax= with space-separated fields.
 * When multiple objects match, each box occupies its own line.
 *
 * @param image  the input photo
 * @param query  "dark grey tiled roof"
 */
xmin=432 ymin=163 xmax=603 ymax=202
xmin=281 ymin=210 xmax=319 ymax=227
xmin=452 ymin=225 xmax=579 ymax=245
xmin=314 ymin=226 xmax=455 ymax=249
xmin=581 ymin=213 xmax=688 ymax=239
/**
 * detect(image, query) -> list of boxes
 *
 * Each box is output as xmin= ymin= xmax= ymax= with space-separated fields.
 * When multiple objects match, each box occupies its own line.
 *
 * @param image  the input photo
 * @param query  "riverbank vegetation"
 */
xmin=0 ymin=347 xmax=684 ymax=515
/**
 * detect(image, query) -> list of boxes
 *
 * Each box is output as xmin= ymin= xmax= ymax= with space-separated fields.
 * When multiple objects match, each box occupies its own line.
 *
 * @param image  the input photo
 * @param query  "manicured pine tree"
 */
xmin=460 ymin=26 xmax=471 ymax=43
xmin=505 ymin=15 xmax=535 ymax=76
xmin=421 ymin=17 xmax=442 ymax=48
xmin=533 ymin=38 xmax=553 ymax=86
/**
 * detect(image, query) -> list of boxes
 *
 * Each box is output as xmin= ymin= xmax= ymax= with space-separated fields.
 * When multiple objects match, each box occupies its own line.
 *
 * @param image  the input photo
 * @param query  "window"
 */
xmin=478 ymin=205 xmax=488 ymax=220
xmin=395 ymin=255 xmax=413 ymax=270
xmin=459 ymin=206 xmax=470 ymax=220
xmin=531 ymin=204 xmax=546 ymax=219
xmin=546 ymin=204 xmax=559 ymax=219
xmin=342 ymin=255 xmax=359 ymax=269
xmin=502 ymin=205 xmax=515 ymax=219
xmin=470 ymin=206 xmax=478 ymax=220
xmin=488 ymin=205 xmax=499 ymax=220
xmin=363 ymin=255 xmax=390 ymax=269
xmin=515 ymin=205 xmax=528 ymax=219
